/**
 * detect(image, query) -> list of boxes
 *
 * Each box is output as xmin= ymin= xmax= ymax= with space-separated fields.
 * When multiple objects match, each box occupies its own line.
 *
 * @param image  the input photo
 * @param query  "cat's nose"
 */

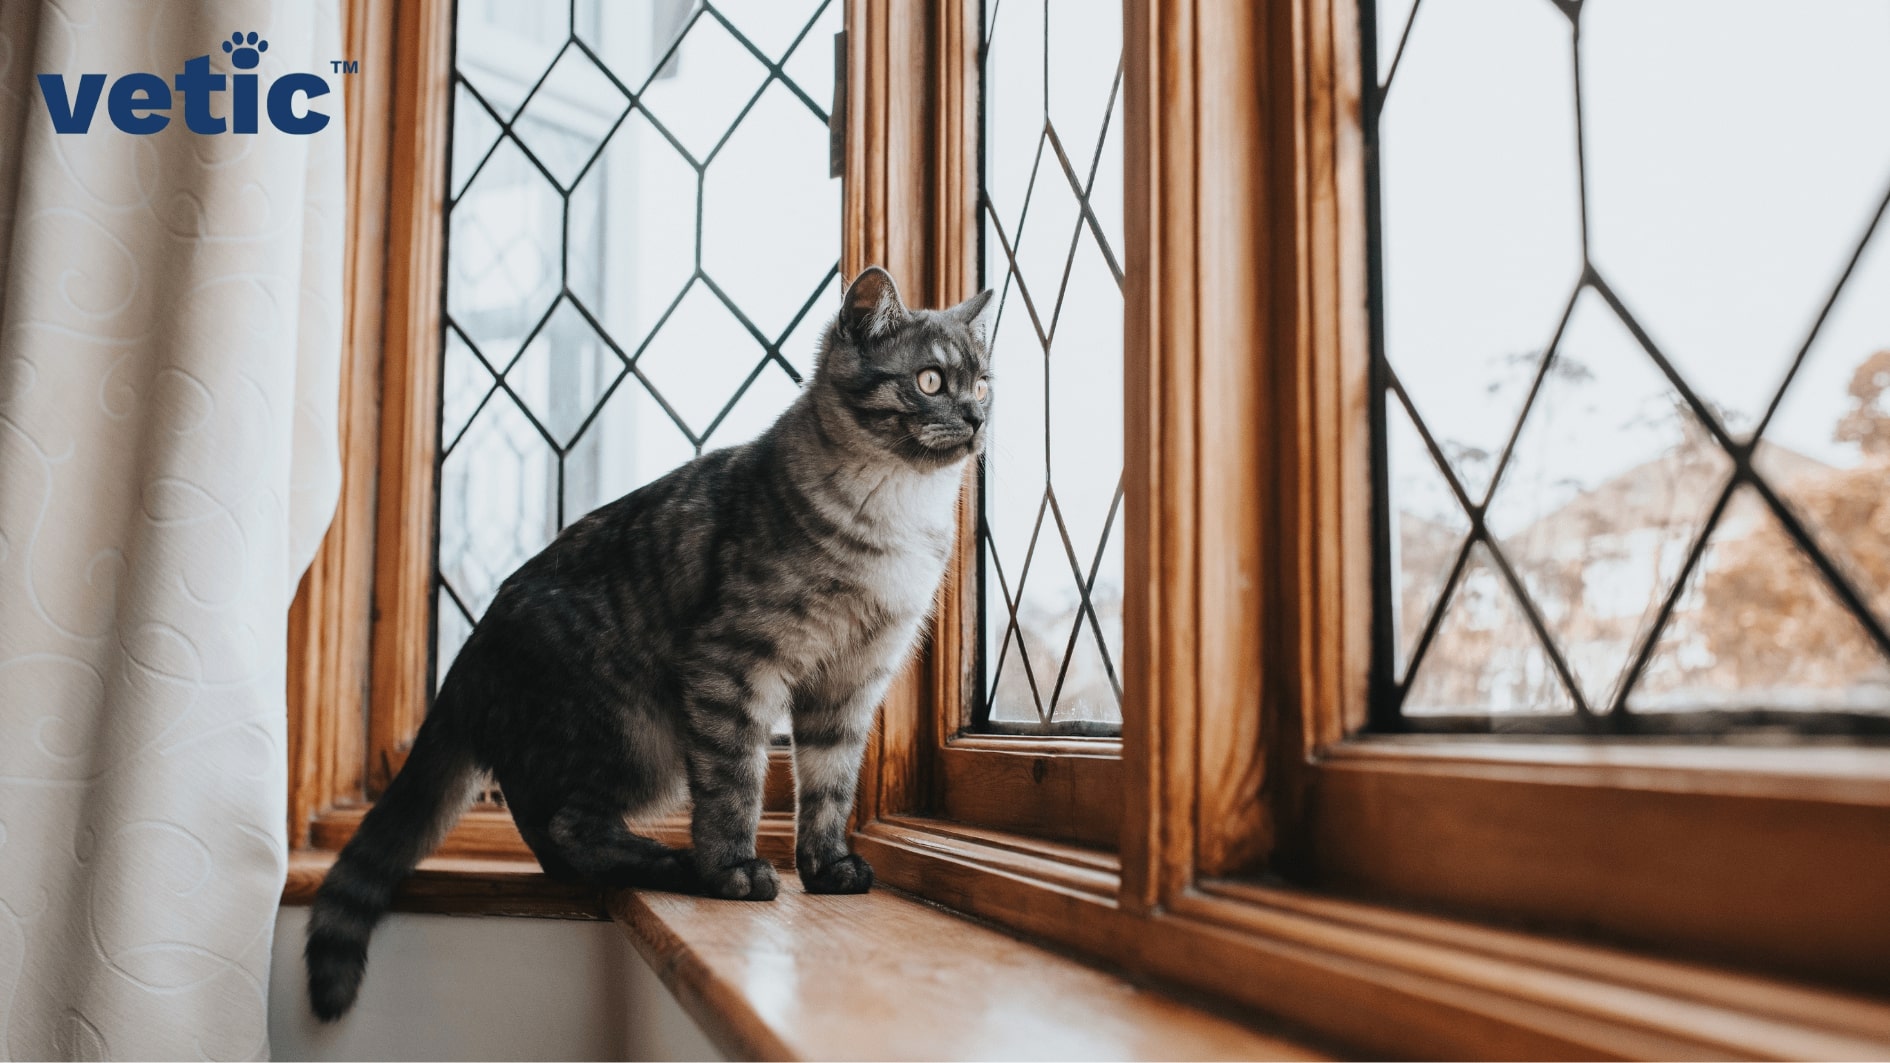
xmin=960 ymin=403 xmax=985 ymax=430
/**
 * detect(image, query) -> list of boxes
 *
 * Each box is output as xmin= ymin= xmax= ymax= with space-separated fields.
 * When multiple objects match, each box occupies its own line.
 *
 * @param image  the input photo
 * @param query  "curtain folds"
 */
xmin=0 ymin=1 xmax=343 ymax=1058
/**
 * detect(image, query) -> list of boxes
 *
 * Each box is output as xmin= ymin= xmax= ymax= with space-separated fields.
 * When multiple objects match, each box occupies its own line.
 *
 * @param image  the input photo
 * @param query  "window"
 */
xmin=291 ymin=0 xmax=840 ymax=848
xmin=1264 ymin=0 xmax=1890 ymax=998
xmin=290 ymin=0 xmax=1890 ymax=1054
xmin=833 ymin=0 xmax=1125 ymax=853
xmin=1368 ymin=0 xmax=1890 ymax=734
xmin=1043 ymin=0 xmax=1885 ymax=1041
xmin=976 ymin=1 xmax=1126 ymax=736
xmin=436 ymin=0 xmax=841 ymax=705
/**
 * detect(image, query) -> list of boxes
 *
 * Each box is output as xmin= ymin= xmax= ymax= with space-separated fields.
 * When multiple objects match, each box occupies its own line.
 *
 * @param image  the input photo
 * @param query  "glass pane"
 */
xmin=702 ymin=81 xmax=841 ymax=339
xmin=506 ymin=299 xmax=624 ymax=458
xmin=1369 ymin=1 xmax=1890 ymax=732
xmin=456 ymin=0 xmax=567 ymax=118
xmin=568 ymin=110 xmax=698 ymax=349
xmin=563 ymin=380 xmax=695 ymax=523
xmin=1404 ymin=543 xmax=1577 ymax=718
xmin=1045 ymin=4 xmax=1117 ymax=181
xmin=439 ymin=394 xmax=556 ymax=618
xmin=1377 ymin=0 xmax=1582 ymax=502
xmin=1631 ymin=489 xmax=1890 ymax=714
xmin=1371 ymin=0 xmax=1418 ymax=86
xmin=983 ymin=0 xmax=1046 ymax=244
xmin=980 ymin=0 xmax=1124 ymax=734
xmin=1583 ymin=2 xmax=1890 ymax=434
xmin=447 ymin=138 xmax=562 ymax=368
xmin=636 ymin=14 xmax=770 ymax=164
xmin=988 ymin=625 xmax=1047 ymax=728
xmin=437 ymin=0 xmax=839 ymax=692
xmin=1048 ymin=232 xmax=1122 ymax=602
xmin=1758 ymin=223 xmax=1890 ymax=637
xmin=512 ymin=45 xmax=630 ymax=190
xmin=1087 ymin=90 xmax=1125 ymax=262
xmin=636 ymin=283 xmax=767 ymax=443
xmin=1485 ymin=291 xmax=1732 ymax=710
xmin=450 ymin=81 xmax=501 ymax=201
xmin=1386 ymin=399 xmax=1468 ymax=683
xmin=440 ymin=326 xmax=495 ymax=449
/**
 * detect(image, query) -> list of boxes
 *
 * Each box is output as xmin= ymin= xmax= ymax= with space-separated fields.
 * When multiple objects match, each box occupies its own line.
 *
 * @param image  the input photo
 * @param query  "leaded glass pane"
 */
xmin=978 ymin=1 xmax=1124 ymax=734
xmin=436 ymin=0 xmax=840 ymax=700
xmin=1368 ymin=0 xmax=1890 ymax=733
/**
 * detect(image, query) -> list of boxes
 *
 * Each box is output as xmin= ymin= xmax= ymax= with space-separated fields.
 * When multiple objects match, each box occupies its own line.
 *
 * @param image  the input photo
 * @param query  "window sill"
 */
xmin=1304 ymin=737 xmax=1890 ymax=988
xmin=1327 ymin=734 xmax=1890 ymax=802
xmin=284 ymin=849 xmax=606 ymax=920
xmin=281 ymin=850 xmax=1324 ymax=1060
xmin=282 ymin=833 xmax=1890 ymax=1060
xmin=850 ymin=818 xmax=1890 ymax=1060
xmin=608 ymin=871 xmax=1326 ymax=1062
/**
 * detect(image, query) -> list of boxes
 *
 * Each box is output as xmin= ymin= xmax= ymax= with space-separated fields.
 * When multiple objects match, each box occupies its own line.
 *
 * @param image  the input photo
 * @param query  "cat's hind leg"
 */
xmin=490 ymin=784 xmax=581 ymax=881
xmin=541 ymin=799 xmax=698 ymax=893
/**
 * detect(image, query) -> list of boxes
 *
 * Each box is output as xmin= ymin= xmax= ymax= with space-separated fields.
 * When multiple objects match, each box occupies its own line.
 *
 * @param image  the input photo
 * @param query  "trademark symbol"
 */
xmin=330 ymin=59 xmax=360 ymax=74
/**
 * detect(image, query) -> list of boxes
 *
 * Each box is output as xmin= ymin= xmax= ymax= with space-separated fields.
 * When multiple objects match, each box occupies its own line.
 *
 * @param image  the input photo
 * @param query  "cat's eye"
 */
xmin=974 ymin=379 xmax=990 ymax=402
xmin=917 ymin=368 xmax=943 ymax=395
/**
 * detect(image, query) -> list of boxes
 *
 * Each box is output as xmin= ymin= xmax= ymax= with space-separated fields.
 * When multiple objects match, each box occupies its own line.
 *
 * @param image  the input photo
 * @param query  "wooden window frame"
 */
xmin=838 ymin=0 xmax=1890 ymax=1054
xmin=841 ymin=0 xmax=1123 ymax=855
xmin=292 ymin=0 xmax=1890 ymax=1056
xmin=289 ymin=0 xmax=807 ymax=864
xmin=1265 ymin=0 xmax=1890 ymax=997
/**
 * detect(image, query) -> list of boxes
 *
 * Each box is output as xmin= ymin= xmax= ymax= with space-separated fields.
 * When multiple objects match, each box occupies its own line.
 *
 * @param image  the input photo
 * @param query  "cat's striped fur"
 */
xmin=305 ymin=268 xmax=994 ymax=1020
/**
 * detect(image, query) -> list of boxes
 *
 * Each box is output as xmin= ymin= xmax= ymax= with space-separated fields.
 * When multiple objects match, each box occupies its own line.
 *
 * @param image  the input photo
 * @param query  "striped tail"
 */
xmin=304 ymin=715 xmax=478 ymax=1020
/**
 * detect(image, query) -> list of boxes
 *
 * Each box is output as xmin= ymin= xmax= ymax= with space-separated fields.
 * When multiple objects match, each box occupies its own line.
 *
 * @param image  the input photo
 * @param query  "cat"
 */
xmin=305 ymin=267 xmax=995 ymax=1021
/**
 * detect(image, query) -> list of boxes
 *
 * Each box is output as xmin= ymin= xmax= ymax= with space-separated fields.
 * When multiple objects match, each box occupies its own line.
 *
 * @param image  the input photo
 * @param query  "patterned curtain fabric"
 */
xmin=0 ymin=2 xmax=342 ymax=1057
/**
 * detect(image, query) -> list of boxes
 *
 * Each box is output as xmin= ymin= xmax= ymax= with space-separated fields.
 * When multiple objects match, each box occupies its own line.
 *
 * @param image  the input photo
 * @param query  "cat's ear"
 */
xmin=841 ymin=266 xmax=910 ymax=341
xmin=945 ymin=288 xmax=996 ymax=342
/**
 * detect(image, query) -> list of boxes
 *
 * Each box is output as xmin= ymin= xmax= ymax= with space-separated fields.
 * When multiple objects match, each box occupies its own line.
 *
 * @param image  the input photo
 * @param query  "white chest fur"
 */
xmin=852 ymin=461 xmax=966 ymax=617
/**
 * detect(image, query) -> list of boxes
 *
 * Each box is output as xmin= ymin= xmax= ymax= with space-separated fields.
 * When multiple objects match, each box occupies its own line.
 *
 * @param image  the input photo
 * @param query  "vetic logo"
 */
xmin=37 ymin=31 xmax=332 ymax=135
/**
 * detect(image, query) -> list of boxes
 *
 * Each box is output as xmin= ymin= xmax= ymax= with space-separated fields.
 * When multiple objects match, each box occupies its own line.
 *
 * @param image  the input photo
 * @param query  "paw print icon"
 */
xmin=222 ymin=31 xmax=269 ymax=69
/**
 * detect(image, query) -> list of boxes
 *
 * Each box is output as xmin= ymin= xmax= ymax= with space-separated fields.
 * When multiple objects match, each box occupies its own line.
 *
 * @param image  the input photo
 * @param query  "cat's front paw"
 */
xmin=801 ymin=854 xmax=874 ymax=894
xmin=702 ymin=857 xmax=779 ymax=901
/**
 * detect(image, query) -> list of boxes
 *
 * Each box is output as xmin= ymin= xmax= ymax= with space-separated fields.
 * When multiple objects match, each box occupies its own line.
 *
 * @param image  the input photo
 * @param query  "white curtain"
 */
xmin=0 ymin=1 xmax=343 ymax=1058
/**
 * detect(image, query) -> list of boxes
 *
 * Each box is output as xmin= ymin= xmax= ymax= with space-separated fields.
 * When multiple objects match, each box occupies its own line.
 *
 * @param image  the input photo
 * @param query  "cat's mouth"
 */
xmin=910 ymin=425 xmax=981 ymax=461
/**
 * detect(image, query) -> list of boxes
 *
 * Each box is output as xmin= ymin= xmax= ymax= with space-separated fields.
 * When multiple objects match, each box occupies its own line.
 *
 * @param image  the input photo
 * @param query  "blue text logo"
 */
xmin=37 ymin=31 xmax=332 ymax=136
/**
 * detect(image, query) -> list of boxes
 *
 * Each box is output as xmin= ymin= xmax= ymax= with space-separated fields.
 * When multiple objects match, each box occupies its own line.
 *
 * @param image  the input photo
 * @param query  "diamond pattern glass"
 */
xmin=1583 ymin=3 xmax=1890 ymax=436
xmin=1367 ymin=0 xmax=1890 ymax=734
xmin=436 ymin=0 xmax=840 ymax=692
xmin=1378 ymin=0 xmax=1581 ymax=502
xmin=978 ymin=1 xmax=1124 ymax=735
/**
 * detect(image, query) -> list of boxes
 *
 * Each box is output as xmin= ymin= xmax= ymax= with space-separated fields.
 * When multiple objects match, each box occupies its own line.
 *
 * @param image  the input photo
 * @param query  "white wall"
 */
xmin=269 ymin=908 xmax=722 ymax=1062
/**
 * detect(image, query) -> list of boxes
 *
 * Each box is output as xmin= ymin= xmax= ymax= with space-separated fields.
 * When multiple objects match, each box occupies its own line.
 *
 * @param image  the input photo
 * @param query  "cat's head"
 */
xmin=814 ymin=266 xmax=996 ymax=469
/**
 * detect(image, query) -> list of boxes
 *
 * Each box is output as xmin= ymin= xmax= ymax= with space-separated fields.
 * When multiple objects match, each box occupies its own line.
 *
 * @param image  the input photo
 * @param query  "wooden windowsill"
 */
xmin=1304 ymin=737 xmax=1890 ymax=989
xmin=609 ymin=871 xmax=1328 ymax=1062
xmin=284 ymin=849 xmax=606 ymax=920
xmin=280 ymin=842 xmax=1890 ymax=1060
xmin=1328 ymin=734 xmax=1890 ymax=802
xmin=282 ymin=851 xmax=1325 ymax=1060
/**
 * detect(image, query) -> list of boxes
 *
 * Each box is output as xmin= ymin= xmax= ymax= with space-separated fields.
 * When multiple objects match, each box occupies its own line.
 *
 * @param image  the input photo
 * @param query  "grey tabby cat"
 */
xmin=306 ymin=267 xmax=994 ymax=1020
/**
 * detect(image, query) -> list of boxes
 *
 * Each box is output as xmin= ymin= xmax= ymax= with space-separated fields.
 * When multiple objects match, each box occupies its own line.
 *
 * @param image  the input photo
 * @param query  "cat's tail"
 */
xmin=305 ymin=712 xmax=479 ymax=1021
